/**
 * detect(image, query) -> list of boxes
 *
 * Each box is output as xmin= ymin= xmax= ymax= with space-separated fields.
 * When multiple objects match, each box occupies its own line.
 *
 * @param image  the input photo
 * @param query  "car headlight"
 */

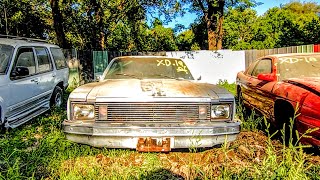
xmin=211 ymin=104 xmax=230 ymax=119
xmin=72 ymin=104 xmax=95 ymax=120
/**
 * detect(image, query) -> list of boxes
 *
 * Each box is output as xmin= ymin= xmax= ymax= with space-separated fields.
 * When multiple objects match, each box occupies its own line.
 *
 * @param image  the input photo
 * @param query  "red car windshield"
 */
xmin=278 ymin=55 xmax=320 ymax=80
xmin=104 ymin=57 xmax=194 ymax=80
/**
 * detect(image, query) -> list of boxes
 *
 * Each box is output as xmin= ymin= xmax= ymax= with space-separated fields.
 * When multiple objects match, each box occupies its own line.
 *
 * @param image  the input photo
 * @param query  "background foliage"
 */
xmin=0 ymin=0 xmax=319 ymax=51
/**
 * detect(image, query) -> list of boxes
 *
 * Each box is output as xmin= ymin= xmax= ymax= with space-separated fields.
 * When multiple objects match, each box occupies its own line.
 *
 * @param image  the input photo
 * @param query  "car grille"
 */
xmin=95 ymin=102 xmax=211 ymax=122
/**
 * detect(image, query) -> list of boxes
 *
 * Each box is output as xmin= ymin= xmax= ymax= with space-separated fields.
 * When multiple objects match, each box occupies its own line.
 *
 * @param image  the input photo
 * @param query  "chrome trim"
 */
xmin=64 ymin=124 xmax=240 ymax=136
xmin=95 ymin=97 xmax=212 ymax=103
xmin=7 ymin=100 xmax=49 ymax=121
xmin=7 ymin=90 xmax=52 ymax=111
xmin=63 ymin=121 xmax=240 ymax=148
xmin=95 ymin=102 xmax=211 ymax=122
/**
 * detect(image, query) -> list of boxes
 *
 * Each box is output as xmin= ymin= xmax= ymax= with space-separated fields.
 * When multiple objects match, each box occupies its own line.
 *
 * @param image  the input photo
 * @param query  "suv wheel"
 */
xmin=51 ymin=86 xmax=63 ymax=107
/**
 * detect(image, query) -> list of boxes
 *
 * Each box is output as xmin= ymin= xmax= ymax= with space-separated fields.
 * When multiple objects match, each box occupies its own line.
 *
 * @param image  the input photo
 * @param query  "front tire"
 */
xmin=274 ymin=102 xmax=296 ymax=145
xmin=50 ymin=86 xmax=63 ymax=108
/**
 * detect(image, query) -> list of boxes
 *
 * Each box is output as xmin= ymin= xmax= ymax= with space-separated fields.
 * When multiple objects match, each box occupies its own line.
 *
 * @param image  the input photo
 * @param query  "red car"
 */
xmin=236 ymin=53 xmax=320 ymax=146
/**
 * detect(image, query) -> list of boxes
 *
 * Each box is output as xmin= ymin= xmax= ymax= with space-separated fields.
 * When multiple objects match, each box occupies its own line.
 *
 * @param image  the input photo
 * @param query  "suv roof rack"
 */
xmin=0 ymin=34 xmax=48 ymax=43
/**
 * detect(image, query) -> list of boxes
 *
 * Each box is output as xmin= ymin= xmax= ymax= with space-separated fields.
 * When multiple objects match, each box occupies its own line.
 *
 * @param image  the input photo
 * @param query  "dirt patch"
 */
xmin=59 ymin=131 xmax=320 ymax=179
xmin=158 ymin=131 xmax=320 ymax=178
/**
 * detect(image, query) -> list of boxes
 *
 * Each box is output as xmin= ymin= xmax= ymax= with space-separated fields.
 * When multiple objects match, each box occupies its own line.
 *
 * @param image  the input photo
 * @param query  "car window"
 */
xmin=35 ymin=47 xmax=52 ymax=73
xmin=0 ymin=44 xmax=14 ymax=74
xmin=14 ymin=48 xmax=36 ymax=75
xmin=246 ymin=61 xmax=257 ymax=76
xmin=278 ymin=55 xmax=320 ymax=80
xmin=50 ymin=47 xmax=67 ymax=69
xmin=251 ymin=59 xmax=272 ymax=77
xmin=104 ymin=58 xmax=194 ymax=80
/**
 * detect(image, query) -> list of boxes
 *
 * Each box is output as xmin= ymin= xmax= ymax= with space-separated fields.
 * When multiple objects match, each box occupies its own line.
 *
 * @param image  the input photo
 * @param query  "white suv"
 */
xmin=0 ymin=37 xmax=69 ymax=128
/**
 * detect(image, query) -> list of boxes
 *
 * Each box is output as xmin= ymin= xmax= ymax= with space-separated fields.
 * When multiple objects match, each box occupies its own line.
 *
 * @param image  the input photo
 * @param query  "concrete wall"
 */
xmin=166 ymin=50 xmax=246 ymax=84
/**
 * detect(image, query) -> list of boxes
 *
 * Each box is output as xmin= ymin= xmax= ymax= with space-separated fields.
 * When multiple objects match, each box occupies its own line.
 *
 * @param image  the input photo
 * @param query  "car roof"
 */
xmin=0 ymin=38 xmax=60 ymax=48
xmin=266 ymin=53 xmax=320 ymax=58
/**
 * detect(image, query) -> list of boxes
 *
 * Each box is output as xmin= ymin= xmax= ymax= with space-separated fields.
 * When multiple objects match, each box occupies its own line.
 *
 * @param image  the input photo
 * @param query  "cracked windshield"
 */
xmin=104 ymin=57 xmax=194 ymax=80
xmin=278 ymin=55 xmax=320 ymax=80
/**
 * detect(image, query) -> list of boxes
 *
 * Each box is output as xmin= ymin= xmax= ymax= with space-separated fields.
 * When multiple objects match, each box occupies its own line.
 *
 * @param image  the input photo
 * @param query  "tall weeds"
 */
xmin=0 ymin=82 xmax=319 ymax=179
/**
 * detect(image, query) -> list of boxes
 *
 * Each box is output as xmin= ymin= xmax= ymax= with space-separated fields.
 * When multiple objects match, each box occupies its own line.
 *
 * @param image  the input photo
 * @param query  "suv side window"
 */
xmin=35 ymin=47 xmax=52 ymax=73
xmin=251 ymin=59 xmax=272 ymax=77
xmin=51 ymin=48 xmax=67 ymax=69
xmin=12 ymin=48 xmax=36 ymax=78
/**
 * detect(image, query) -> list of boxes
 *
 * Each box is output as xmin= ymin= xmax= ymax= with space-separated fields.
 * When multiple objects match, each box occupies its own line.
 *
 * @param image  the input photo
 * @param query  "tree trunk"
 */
xmin=100 ymin=32 xmax=105 ymax=50
xmin=50 ymin=0 xmax=70 ymax=49
xmin=207 ymin=21 xmax=217 ymax=50
xmin=4 ymin=6 xmax=8 ymax=35
xmin=217 ymin=15 xmax=223 ymax=50
xmin=90 ymin=0 xmax=105 ymax=50
xmin=206 ymin=0 xmax=225 ymax=50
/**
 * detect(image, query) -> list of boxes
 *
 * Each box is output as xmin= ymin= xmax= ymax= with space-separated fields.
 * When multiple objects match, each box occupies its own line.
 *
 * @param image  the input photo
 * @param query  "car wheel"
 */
xmin=274 ymin=102 xmax=296 ymax=145
xmin=50 ymin=86 xmax=63 ymax=108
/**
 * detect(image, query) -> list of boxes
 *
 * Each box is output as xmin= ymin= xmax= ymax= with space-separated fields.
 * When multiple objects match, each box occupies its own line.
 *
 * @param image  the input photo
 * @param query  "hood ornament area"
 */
xmin=151 ymin=86 xmax=166 ymax=97
xmin=141 ymin=81 xmax=167 ymax=97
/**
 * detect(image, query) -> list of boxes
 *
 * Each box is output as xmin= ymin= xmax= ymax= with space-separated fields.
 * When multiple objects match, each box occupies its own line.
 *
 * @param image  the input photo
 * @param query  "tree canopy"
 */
xmin=0 ymin=0 xmax=319 ymax=51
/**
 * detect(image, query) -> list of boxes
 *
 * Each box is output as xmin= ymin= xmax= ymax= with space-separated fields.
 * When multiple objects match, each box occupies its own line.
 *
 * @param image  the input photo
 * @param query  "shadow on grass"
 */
xmin=139 ymin=168 xmax=184 ymax=180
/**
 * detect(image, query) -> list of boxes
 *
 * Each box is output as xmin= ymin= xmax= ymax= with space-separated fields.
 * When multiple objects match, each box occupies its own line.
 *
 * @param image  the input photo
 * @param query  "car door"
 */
xmin=8 ymin=47 xmax=40 ymax=116
xmin=247 ymin=58 xmax=277 ymax=118
xmin=237 ymin=60 xmax=258 ymax=106
xmin=50 ymin=47 xmax=69 ymax=89
xmin=34 ymin=47 xmax=55 ymax=101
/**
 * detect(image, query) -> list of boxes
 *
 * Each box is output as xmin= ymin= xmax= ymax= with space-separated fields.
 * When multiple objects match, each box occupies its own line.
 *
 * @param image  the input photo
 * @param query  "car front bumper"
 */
xmin=63 ymin=121 xmax=240 ymax=150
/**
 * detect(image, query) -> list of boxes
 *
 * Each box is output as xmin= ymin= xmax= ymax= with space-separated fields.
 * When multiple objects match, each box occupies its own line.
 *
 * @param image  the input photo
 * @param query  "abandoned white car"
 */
xmin=0 ymin=36 xmax=69 ymax=129
xmin=64 ymin=56 xmax=240 ymax=152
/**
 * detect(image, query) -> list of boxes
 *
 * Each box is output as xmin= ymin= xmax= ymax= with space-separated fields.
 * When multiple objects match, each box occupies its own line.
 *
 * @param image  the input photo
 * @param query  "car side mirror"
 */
xmin=11 ymin=66 xmax=29 ymax=78
xmin=96 ymin=75 xmax=103 ymax=82
xmin=257 ymin=73 xmax=276 ymax=82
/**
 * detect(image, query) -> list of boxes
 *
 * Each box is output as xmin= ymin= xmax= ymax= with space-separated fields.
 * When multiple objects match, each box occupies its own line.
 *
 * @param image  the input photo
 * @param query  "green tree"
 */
xmin=148 ymin=19 xmax=178 ymax=51
xmin=147 ymin=0 xmax=260 ymax=50
xmin=262 ymin=2 xmax=320 ymax=47
xmin=50 ymin=0 xmax=70 ymax=48
xmin=176 ymin=29 xmax=201 ymax=50
xmin=0 ymin=0 xmax=49 ymax=38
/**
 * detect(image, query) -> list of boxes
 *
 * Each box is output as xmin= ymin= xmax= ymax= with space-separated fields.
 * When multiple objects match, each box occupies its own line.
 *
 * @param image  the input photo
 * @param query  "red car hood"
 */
xmin=285 ymin=77 xmax=320 ymax=94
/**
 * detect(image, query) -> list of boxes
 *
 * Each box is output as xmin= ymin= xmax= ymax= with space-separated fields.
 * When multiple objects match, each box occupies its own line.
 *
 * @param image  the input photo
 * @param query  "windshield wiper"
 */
xmin=115 ymin=73 xmax=142 ymax=79
xmin=153 ymin=74 xmax=185 ymax=80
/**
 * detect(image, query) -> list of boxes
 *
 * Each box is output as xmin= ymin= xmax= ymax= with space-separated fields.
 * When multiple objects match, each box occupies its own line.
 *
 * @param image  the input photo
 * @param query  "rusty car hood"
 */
xmin=285 ymin=77 xmax=320 ymax=95
xmin=69 ymin=79 xmax=233 ymax=101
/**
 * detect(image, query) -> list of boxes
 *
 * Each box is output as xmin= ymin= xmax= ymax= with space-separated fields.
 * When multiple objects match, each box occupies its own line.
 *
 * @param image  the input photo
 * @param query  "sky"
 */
xmin=163 ymin=0 xmax=320 ymax=29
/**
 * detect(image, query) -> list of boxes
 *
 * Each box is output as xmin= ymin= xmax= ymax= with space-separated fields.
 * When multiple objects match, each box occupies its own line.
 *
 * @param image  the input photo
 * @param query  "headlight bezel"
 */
xmin=210 ymin=103 xmax=232 ymax=120
xmin=71 ymin=103 xmax=95 ymax=121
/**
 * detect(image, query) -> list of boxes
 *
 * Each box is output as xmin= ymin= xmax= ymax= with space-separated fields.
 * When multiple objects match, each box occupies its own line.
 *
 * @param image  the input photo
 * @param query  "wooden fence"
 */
xmin=244 ymin=44 xmax=316 ymax=68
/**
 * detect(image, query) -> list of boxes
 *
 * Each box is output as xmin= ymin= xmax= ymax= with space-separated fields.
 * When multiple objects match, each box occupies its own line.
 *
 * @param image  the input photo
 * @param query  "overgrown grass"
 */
xmin=0 ymin=83 xmax=319 ymax=179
